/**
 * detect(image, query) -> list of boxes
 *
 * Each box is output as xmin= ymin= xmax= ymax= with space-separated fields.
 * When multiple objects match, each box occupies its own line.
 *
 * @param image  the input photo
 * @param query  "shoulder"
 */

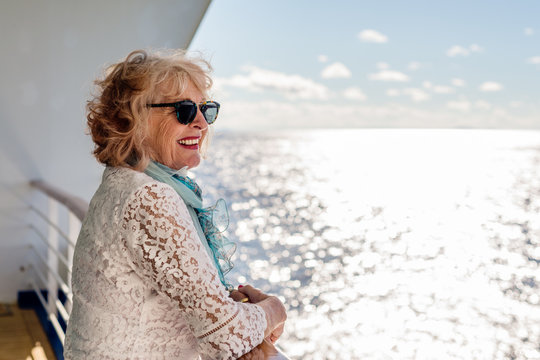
xmin=102 ymin=167 xmax=189 ymax=218
xmin=101 ymin=166 xmax=175 ymax=196
xmin=103 ymin=166 xmax=156 ymax=190
xmin=94 ymin=166 xmax=185 ymax=216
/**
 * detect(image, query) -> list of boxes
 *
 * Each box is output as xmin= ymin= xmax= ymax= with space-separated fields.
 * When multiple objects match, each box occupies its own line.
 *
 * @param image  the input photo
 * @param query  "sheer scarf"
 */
xmin=144 ymin=160 xmax=236 ymax=289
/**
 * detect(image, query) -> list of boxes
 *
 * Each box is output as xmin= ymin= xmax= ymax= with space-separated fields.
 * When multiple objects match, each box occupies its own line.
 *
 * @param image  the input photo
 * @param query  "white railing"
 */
xmin=28 ymin=180 xmax=88 ymax=345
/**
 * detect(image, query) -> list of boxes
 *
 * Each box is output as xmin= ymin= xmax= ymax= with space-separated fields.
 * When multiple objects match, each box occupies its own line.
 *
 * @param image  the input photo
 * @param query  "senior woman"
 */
xmin=64 ymin=49 xmax=286 ymax=359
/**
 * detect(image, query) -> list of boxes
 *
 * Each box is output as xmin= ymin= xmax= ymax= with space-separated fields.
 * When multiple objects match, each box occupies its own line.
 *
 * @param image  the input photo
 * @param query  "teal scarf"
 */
xmin=144 ymin=160 xmax=236 ymax=290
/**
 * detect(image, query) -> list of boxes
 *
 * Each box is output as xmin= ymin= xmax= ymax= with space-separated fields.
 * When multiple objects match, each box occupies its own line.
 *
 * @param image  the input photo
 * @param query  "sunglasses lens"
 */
xmin=203 ymin=107 xmax=218 ymax=124
xmin=176 ymin=103 xmax=197 ymax=125
xmin=201 ymin=102 xmax=219 ymax=124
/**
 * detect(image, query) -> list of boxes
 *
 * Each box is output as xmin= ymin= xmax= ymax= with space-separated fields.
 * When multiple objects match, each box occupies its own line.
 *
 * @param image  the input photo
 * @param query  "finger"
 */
xmin=236 ymin=284 xmax=255 ymax=295
xmin=238 ymin=285 xmax=264 ymax=299
xmin=229 ymin=290 xmax=248 ymax=302
xmin=271 ymin=323 xmax=284 ymax=343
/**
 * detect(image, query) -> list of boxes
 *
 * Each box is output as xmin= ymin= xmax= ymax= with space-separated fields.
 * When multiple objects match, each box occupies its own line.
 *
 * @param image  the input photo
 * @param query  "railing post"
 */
xmin=47 ymin=198 xmax=59 ymax=324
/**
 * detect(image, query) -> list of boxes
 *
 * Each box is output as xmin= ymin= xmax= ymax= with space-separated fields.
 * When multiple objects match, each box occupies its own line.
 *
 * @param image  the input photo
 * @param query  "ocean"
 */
xmin=192 ymin=129 xmax=540 ymax=360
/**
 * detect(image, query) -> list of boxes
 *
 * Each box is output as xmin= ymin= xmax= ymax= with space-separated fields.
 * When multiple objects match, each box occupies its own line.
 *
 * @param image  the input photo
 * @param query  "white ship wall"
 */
xmin=0 ymin=0 xmax=211 ymax=302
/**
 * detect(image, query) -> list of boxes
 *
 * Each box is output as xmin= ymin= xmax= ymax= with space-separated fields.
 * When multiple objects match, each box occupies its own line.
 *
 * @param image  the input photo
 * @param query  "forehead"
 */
xmin=157 ymin=77 xmax=206 ymax=103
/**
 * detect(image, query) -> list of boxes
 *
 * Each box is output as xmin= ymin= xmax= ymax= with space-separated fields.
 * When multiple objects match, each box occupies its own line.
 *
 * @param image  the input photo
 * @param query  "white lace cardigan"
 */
xmin=64 ymin=166 xmax=266 ymax=359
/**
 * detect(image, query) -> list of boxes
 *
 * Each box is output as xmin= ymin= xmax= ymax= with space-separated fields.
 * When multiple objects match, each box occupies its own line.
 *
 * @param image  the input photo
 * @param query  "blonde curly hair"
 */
xmin=87 ymin=49 xmax=213 ymax=171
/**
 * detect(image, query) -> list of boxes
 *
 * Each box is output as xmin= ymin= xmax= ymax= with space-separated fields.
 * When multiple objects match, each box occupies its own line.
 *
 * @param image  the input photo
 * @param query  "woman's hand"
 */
xmin=236 ymin=285 xmax=269 ymax=303
xmin=238 ymin=345 xmax=265 ymax=360
xmin=229 ymin=289 xmax=249 ymax=302
xmin=266 ymin=322 xmax=284 ymax=344
xmin=237 ymin=285 xmax=287 ymax=343
xmin=230 ymin=285 xmax=269 ymax=304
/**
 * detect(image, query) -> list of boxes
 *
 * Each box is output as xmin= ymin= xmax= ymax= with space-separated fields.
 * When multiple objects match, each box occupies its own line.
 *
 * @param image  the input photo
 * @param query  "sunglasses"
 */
xmin=147 ymin=100 xmax=220 ymax=125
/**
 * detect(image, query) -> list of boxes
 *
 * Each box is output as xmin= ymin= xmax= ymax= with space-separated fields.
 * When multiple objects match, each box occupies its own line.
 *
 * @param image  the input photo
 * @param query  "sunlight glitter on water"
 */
xmin=194 ymin=129 xmax=540 ymax=360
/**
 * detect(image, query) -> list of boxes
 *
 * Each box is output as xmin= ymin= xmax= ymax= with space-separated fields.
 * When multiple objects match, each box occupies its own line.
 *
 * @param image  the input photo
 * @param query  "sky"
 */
xmin=190 ymin=0 xmax=540 ymax=130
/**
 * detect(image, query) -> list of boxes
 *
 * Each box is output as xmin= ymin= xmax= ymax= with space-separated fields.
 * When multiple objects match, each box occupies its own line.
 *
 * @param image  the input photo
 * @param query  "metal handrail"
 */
xmin=29 ymin=224 xmax=71 ymax=272
xmin=29 ymin=204 xmax=77 ymax=249
xmin=30 ymin=245 xmax=71 ymax=299
xmin=28 ymin=180 xmax=84 ymax=346
xmin=30 ymin=180 xmax=87 ymax=221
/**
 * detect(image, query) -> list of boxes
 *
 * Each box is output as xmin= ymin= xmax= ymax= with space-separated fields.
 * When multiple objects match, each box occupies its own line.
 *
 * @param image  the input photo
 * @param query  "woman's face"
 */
xmin=147 ymin=81 xmax=208 ymax=170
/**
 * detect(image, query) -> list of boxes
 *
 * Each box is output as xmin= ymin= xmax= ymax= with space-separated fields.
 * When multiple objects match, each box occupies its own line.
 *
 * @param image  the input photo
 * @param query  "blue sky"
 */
xmin=190 ymin=0 xmax=540 ymax=129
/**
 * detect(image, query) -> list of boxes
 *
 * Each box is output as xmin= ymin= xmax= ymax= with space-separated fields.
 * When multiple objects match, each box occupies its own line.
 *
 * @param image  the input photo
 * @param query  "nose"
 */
xmin=190 ymin=106 xmax=208 ymax=130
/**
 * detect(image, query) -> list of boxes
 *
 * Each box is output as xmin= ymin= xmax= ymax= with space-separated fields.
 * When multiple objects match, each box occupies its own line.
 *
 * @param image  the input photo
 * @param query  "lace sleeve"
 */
xmin=121 ymin=183 xmax=267 ymax=359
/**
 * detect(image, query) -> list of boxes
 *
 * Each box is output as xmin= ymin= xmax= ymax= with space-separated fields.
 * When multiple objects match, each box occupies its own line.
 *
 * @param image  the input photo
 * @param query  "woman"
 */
xmin=64 ymin=49 xmax=286 ymax=359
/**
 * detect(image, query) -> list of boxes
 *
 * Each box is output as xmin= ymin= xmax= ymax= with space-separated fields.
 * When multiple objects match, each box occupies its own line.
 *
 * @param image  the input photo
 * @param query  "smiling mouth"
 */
xmin=177 ymin=138 xmax=199 ymax=146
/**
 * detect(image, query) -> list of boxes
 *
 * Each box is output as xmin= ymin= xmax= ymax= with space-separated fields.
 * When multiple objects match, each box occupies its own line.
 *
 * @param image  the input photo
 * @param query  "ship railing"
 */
xmin=28 ymin=180 xmax=87 ymax=346
xmin=28 ymin=179 xmax=289 ymax=359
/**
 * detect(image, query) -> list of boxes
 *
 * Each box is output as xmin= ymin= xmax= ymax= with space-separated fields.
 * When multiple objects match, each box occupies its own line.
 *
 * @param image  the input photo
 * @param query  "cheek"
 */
xmin=146 ymin=118 xmax=161 ymax=155
xmin=148 ymin=117 xmax=179 ymax=161
xmin=162 ymin=125 xmax=181 ymax=157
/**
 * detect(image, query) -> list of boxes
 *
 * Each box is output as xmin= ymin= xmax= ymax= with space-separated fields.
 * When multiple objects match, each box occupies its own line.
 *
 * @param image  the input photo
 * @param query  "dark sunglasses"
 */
xmin=147 ymin=100 xmax=220 ymax=125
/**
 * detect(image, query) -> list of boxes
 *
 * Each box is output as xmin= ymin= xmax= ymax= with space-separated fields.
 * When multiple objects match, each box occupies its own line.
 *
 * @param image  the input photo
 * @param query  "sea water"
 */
xmin=193 ymin=129 xmax=540 ymax=360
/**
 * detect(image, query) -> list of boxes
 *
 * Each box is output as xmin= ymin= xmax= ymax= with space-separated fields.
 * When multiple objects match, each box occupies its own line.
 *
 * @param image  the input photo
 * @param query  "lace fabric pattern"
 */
xmin=64 ymin=167 xmax=266 ymax=360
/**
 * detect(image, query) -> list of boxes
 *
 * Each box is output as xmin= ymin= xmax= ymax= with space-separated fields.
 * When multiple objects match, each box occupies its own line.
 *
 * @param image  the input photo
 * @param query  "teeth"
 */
xmin=178 ymin=138 xmax=199 ymax=145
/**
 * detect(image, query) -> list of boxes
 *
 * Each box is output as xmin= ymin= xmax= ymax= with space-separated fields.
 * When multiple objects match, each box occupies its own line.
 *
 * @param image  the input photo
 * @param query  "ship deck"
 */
xmin=0 ymin=303 xmax=55 ymax=360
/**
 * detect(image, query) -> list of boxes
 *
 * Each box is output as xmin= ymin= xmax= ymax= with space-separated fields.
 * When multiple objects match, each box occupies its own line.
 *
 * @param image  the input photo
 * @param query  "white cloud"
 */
xmin=217 ymin=100 xmax=540 ymax=129
xmin=510 ymin=101 xmax=523 ymax=108
xmin=216 ymin=65 xmax=330 ymax=100
xmin=318 ymin=55 xmax=328 ymax=63
xmin=446 ymin=45 xmax=469 ymax=57
xmin=321 ymin=62 xmax=352 ymax=79
xmin=525 ymin=28 xmax=534 ymax=36
xmin=343 ymin=87 xmax=367 ymax=101
xmin=451 ymin=78 xmax=466 ymax=87
xmin=474 ymin=100 xmax=492 ymax=110
xmin=358 ymin=29 xmax=388 ymax=43
xmin=369 ymin=70 xmax=410 ymax=82
xmin=527 ymin=56 xmax=540 ymax=64
xmin=469 ymin=44 xmax=483 ymax=53
xmin=433 ymin=85 xmax=455 ymax=94
xmin=447 ymin=100 xmax=472 ymax=112
xmin=376 ymin=62 xmax=390 ymax=70
xmin=446 ymin=44 xmax=483 ymax=57
xmin=421 ymin=81 xmax=455 ymax=94
xmin=384 ymin=88 xmax=429 ymax=102
xmin=420 ymin=81 xmax=454 ymax=94
xmin=479 ymin=81 xmax=503 ymax=92
xmin=403 ymin=88 xmax=430 ymax=102
xmin=408 ymin=62 xmax=422 ymax=71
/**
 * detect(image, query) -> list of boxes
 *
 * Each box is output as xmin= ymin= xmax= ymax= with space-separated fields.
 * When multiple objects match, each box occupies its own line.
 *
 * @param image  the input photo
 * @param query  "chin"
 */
xmin=188 ymin=159 xmax=201 ymax=169
xmin=175 ymin=156 xmax=201 ymax=170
